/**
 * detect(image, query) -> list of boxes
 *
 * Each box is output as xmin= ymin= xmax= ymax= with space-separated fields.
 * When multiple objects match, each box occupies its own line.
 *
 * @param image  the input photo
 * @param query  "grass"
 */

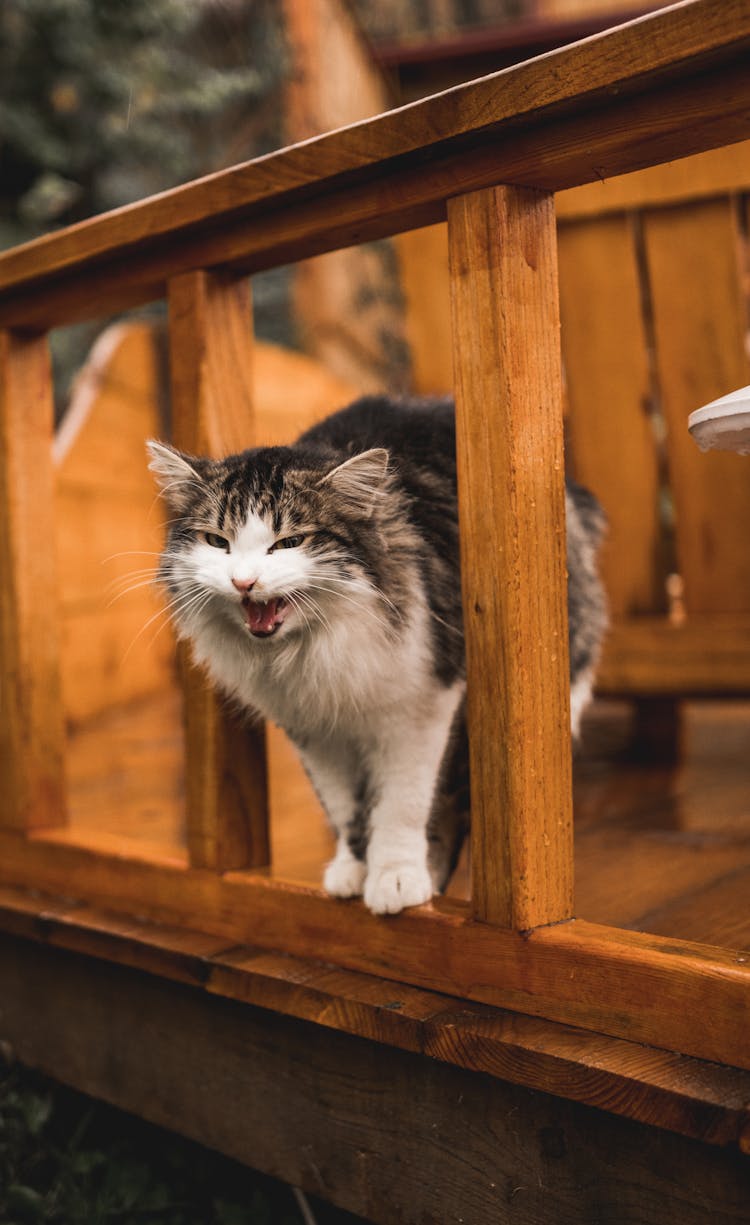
xmin=0 ymin=1052 xmax=367 ymax=1225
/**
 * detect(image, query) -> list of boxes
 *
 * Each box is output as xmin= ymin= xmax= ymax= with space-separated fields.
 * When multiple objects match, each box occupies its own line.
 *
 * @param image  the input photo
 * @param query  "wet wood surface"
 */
xmin=2 ymin=813 xmax=747 ymax=1066
xmin=2 ymin=934 xmax=749 ymax=1225
xmin=0 ymin=885 xmax=749 ymax=1155
xmin=60 ymin=685 xmax=750 ymax=955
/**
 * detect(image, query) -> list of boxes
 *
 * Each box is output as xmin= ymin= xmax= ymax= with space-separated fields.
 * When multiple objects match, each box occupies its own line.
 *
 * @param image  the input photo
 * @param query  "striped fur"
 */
xmin=149 ymin=396 xmax=606 ymax=914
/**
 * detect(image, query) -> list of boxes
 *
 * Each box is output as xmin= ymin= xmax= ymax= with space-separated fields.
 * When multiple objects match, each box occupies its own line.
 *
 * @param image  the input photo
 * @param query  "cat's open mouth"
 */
xmin=241 ymin=595 xmax=290 ymax=637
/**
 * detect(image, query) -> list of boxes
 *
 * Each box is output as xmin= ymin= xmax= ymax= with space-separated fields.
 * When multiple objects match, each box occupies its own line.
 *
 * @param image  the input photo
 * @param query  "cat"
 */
xmin=148 ymin=395 xmax=607 ymax=915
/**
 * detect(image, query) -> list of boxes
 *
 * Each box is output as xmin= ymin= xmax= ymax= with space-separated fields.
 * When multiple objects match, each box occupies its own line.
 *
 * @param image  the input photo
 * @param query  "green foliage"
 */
xmin=0 ymin=0 xmax=282 ymax=249
xmin=0 ymin=1060 xmax=313 ymax=1225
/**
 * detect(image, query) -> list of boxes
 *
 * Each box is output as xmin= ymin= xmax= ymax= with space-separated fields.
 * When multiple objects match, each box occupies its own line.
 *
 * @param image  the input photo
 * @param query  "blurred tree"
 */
xmin=0 ymin=0 xmax=285 ymax=251
xmin=0 ymin=0 xmax=290 ymax=409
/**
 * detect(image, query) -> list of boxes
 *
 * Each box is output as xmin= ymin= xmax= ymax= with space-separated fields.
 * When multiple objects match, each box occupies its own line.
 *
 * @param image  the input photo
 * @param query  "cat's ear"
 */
xmin=321 ymin=448 xmax=389 ymax=518
xmin=147 ymin=440 xmax=204 ymax=510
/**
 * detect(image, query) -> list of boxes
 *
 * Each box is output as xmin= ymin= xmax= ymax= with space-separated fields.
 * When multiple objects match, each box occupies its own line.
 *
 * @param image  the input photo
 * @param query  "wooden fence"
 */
xmin=1 ymin=0 xmax=749 ymax=1070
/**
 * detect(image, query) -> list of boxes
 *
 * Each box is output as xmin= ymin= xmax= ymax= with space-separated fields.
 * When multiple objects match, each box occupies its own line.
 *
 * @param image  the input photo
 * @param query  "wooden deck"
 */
xmin=64 ymin=679 xmax=750 ymax=951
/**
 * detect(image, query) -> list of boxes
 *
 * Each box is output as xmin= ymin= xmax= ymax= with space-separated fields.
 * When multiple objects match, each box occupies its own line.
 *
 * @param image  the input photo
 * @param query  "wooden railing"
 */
xmin=397 ymin=139 xmax=750 ymax=711
xmin=1 ymin=0 xmax=749 ymax=1069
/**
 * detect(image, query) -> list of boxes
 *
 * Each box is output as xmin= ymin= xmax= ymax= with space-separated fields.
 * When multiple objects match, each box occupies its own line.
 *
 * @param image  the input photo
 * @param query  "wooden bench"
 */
xmin=1 ymin=3 xmax=749 ymax=1219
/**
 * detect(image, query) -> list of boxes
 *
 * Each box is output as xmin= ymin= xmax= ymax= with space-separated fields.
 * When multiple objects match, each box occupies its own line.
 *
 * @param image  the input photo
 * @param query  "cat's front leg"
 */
xmin=364 ymin=681 xmax=465 ymax=915
xmin=297 ymin=743 xmax=366 ymax=898
xmin=324 ymin=838 xmax=367 ymax=898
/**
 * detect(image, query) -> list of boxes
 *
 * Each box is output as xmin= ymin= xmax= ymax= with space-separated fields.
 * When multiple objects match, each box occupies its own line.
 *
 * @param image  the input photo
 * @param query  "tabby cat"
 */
xmin=149 ymin=396 xmax=606 ymax=914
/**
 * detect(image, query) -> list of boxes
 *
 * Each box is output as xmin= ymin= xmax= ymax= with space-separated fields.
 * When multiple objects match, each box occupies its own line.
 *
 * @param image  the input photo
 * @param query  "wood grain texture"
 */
xmin=2 ymin=818 xmax=747 ymax=1067
xmin=395 ymin=223 xmax=452 ymax=395
xmin=597 ymin=615 xmax=750 ymax=694
xmin=574 ymin=693 xmax=750 ymax=951
xmin=168 ymin=271 xmax=269 ymax=872
xmin=2 ymin=935 xmax=749 ymax=1224
xmin=0 ymin=3 xmax=749 ymax=329
xmin=449 ymin=185 xmax=573 ymax=930
xmin=558 ymin=214 xmax=665 ymax=617
xmin=643 ymin=198 xmax=750 ymax=614
xmin=55 ymin=323 xmax=176 ymax=725
xmin=57 ymin=684 xmax=750 ymax=953
xmin=57 ymin=684 xmax=750 ymax=949
xmin=0 ymin=881 xmax=748 ymax=1150
xmin=168 ymin=270 xmax=256 ymax=457
xmin=557 ymin=137 xmax=750 ymax=220
xmin=0 ymin=331 xmax=66 ymax=832
xmin=64 ymin=689 xmax=186 ymax=856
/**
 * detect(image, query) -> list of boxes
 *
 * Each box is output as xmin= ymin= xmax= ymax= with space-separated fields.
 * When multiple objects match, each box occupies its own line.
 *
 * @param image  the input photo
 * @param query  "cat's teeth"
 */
xmin=242 ymin=595 xmax=290 ymax=637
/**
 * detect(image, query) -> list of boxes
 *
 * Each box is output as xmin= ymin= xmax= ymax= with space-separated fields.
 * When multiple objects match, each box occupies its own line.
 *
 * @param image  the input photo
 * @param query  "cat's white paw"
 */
xmin=364 ymin=862 xmax=433 ymax=915
xmin=323 ymin=852 xmax=366 ymax=898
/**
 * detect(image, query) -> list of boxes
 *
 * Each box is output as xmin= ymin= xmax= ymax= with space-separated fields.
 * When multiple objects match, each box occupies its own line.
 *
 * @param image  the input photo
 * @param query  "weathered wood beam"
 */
xmin=167 ymin=271 xmax=270 ymax=872
xmin=0 ymin=3 xmax=749 ymax=328
xmin=0 ymin=331 xmax=66 ymax=832
xmin=0 ymin=830 xmax=748 ymax=1069
xmin=449 ymin=185 xmax=573 ymax=930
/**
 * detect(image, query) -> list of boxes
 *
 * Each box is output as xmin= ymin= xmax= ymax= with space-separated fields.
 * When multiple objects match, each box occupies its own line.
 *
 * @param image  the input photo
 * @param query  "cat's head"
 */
xmin=147 ymin=440 xmax=390 ymax=643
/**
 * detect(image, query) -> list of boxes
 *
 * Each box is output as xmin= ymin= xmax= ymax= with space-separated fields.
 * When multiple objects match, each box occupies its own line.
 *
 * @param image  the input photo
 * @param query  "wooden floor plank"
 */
xmin=3 ymin=934 xmax=749 ymax=1225
xmin=0 ymin=882 xmax=748 ymax=1152
xmin=62 ymin=686 xmax=750 ymax=952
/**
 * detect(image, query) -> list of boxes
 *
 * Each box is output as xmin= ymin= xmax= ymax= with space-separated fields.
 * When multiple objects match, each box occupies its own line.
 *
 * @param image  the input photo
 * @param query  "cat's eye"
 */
xmin=270 ymin=534 xmax=306 ymax=552
xmin=204 ymin=531 xmax=230 ymax=551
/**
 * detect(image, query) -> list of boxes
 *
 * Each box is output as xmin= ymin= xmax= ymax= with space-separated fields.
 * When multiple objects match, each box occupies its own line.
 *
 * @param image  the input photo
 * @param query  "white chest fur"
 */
xmin=187 ymin=584 xmax=440 ymax=742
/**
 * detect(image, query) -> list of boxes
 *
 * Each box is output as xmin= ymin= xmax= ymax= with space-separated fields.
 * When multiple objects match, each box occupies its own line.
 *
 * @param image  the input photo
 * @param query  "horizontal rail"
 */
xmin=1 ymin=882 xmax=749 ymax=1150
xmin=598 ymin=616 xmax=750 ymax=696
xmin=1 ymin=1 xmax=749 ymax=329
xmin=0 ymin=827 xmax=748 ymax=1070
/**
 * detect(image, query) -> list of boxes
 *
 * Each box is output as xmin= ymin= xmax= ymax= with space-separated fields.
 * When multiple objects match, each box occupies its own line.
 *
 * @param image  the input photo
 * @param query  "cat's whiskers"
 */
xmin=102 ymin=549 xmax=165 ymax=564
xmin=292 ymin=589 xmax=333 ymax=636
xmin=106 ymin=566 xmax=159 ymax=587
xmin=102 ymin=551 xmax=185 ymax=597
xmin=303 ymin=579 xmax=394 ymax=635
xmin=104 ymin=553 xmax=188 ymax=604
xmin=308 ymin=561 xmax=401 ymax=620
xmin=284 ymin=591 xmax=315 ymax=636
xmin=335 ymin=572 xmax=401 ymax=619
xmin=105 ymin=576 xmax=162 ymax=608
xmin=143 ymin=588 xmax=215 ymax=654
xmin=121 ymin=584 xmax=212 ymax=663
xmin=429 ymin=611 xmax=463 ymax=638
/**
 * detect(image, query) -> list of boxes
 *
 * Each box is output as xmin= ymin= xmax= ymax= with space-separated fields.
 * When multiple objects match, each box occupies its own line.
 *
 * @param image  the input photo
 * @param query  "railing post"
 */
xmin=167 ymin=270 xmax=270 ymax=872
xmin=448 ymin=185 xmax=573 ymax=930
xmin=0 ymin=330 xmax=66 ymax=832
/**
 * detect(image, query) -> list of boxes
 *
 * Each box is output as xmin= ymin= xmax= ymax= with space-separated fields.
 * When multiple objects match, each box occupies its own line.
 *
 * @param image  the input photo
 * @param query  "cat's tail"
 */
xmin=566 ymin=477 xmax=608 ymax=549
xmin=565 ymin=479 xmax=609 ymax=739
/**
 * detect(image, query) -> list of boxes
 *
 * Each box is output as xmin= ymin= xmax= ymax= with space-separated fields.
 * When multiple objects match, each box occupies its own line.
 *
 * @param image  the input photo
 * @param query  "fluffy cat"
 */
xmin=149 ymin=395 xmax=606 ymax=914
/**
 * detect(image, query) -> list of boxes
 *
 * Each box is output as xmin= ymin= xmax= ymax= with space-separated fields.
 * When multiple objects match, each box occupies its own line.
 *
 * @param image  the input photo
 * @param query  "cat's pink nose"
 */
xmin=232 ymin=576 xmax=257 ymax=594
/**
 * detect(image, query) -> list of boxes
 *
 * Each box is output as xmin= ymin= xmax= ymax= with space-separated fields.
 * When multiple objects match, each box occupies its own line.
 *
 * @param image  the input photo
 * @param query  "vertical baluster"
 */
xmin=167 ymin=270 xmax=270 ymax=872
xmin=0 ymin=330 xmax=66 ymax=832
xmin=447 ymin=185 xmax=573 ymax=930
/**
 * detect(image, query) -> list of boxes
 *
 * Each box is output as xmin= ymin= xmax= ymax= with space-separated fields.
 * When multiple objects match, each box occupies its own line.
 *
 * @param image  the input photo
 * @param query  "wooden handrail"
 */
xmin=0 ymin=0 xmax=749 ymax=329
xmin=2 ymin=0 xmax=750 ymax=1070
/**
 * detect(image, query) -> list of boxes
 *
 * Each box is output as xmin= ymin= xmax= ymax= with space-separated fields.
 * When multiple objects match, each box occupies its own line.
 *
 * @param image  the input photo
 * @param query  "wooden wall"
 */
xmin=3 ymin=934 xmax=749 ymax=1225
xmin=282 ymin=0 xmax=410 ymax=393
xmin=55 ymin=324 xmax=357 ymax=728
xmin=397 ymin=141 xmax=750 ymax=694
xmin=56 ymin=324 xmax=174 ymax=728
